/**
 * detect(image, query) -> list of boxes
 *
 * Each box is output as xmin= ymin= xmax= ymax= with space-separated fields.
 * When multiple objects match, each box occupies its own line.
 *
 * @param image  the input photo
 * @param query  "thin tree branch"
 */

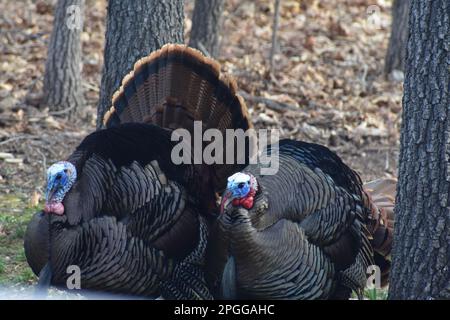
xmin=269 ymin=0 xmax=281 ymax=73
xmin=239 ymin=91 xmax=297 ymax=112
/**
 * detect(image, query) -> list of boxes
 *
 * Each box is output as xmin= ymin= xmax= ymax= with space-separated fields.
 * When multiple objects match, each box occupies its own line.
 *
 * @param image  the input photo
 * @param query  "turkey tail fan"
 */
xmin=363 ymin=177 xmax=397 ymax=286
xmin=102 ymin=43 xmax=252 ymax=192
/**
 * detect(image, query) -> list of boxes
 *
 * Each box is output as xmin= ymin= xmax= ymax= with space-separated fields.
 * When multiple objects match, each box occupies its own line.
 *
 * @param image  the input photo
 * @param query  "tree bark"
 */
xmin=188 ymin=0 xmax=224 ymax=58
xmin=389 ymin=0 xmax=450 ymax=300
xmin=96 ymin=0 xmax=184 ymax=129
xmin=384 ymin=0 xmax=411 ymax=75
xmin=43 ymin=0 xmax=85 ymax=116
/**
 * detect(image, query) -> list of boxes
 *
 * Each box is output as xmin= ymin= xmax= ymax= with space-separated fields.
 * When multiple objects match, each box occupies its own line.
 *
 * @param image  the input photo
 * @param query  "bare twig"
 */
xmin=36 ymin=148 xmax=47 ymax=179
xmin=269 ymin=0 xmax=281 ymax=73
xmin=196 ymin=42 xmax=211 ymax=58
xmin=364 ymin=146 xmax=399 ymax=152
xmin=361 ymin=63 xmax=368 ymax=92
xmin=385 ymin=151 xmax=390 ymax=171
xmin=0 ymin=134 xmax=39 ymax=146
xmin=271 ymin=87 xmax=303 ymax=97
xmin=239 ymin=91 xmax=298 ymax=112
xmin=49 ymin=105 xmax=76 ymax=116
xmin=82 ymin=82 xmax=100 ymax=92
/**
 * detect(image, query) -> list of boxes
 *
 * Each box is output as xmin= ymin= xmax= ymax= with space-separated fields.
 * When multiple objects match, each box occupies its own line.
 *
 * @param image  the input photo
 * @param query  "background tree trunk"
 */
xmin=96 ymin=0 xmax=184 ymax=128
xmin=188 ymin=0 xmax=224 ymax=58
xmin=384 ymin=0 xmax=410 ymax=75
xmin=43 ymin=0 xmax=84 ymax=116
xmin=389 ymin=0 xmax=450 ymax=300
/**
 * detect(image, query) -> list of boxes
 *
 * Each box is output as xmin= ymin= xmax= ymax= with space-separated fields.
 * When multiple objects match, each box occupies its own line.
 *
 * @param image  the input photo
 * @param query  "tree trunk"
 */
xmin=188 ymin=0 xmax=224 ymax=58
xmin=384 ymin=0 xmax=411 ymax=75
xmin=96 ymin=0 xmax=184 ymax=129
xmin=43 ymin=0 xmax=85 ymax=116
xmin=389 ymin=0 xmax=450 ymax=300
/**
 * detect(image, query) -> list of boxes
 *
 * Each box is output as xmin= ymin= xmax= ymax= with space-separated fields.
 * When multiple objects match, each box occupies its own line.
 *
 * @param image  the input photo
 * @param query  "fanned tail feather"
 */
xmin=103 ymin=44 xmax=250 ymax=132
xmin=102 ymin=44 xmax=252 ymax=193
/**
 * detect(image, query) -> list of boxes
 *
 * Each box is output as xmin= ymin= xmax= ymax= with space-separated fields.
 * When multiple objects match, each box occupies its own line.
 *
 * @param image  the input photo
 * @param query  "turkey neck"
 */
xmin=222 ymin=205 xmax=335 ymax=300
xmin=221 ymin=205 xmax=265 ymax=286
xmin=222 ymin=195 xmax=291 ymax=282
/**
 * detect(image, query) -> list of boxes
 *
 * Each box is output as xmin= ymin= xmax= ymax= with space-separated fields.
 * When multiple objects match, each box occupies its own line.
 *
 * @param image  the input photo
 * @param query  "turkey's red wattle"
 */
xmin=232 ymin=188 xmax=256 ymax=209
xmin=44 ymin=202 xmax=65 ymax=215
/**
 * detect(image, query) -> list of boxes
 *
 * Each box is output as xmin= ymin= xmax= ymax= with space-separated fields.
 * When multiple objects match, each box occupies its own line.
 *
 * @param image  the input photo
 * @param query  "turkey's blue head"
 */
xmin=44 ymin=161 xmax=77 ymax=215
xmin=220 ymin=172 xmax=258 ymax=213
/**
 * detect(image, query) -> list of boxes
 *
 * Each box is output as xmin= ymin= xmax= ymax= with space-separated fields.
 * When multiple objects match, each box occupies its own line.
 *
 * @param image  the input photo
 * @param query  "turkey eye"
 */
xmin=63 ymin=169 xmax=68 ymax=173
xmin=238 ymin=182 xmax=245 ymax=189
xmin=55 ymin=174 xmax=62 ymax=180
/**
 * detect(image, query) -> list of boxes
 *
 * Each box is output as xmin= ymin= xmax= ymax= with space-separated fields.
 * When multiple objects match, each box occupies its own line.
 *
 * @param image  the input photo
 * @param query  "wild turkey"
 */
xmin=207 ymin=139 xmax=395 ymax=300
xmin=24 ymin=44 xmax=251 ymax=299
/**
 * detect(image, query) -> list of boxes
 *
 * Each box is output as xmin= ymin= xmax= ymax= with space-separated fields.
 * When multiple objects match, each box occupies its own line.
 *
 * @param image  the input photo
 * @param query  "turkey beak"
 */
xmin=45 ymin=188 xmax=55 ymax=204
xmin=45 ymin=184 xmax=58 ymax=203
xmin=220 ymin=191 xmax=233 ymax=214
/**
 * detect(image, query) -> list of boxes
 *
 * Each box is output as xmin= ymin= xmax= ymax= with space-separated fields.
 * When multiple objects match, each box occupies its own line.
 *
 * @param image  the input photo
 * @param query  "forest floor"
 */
xmin=0 ymin=0 xmax=401 ymax=298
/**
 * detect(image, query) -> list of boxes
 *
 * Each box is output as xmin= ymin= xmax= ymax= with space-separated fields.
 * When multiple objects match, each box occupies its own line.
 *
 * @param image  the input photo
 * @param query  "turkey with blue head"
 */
xmin=207 ymin=139 xmax=396 ymax=299
xmin=24 ymin=44 xmax=252 ymax=299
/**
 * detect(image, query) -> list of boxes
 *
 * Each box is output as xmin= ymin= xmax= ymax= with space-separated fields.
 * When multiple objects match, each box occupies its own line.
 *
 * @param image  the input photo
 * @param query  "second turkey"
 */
xmin=207 ymin=139 xmax=396 ymax=300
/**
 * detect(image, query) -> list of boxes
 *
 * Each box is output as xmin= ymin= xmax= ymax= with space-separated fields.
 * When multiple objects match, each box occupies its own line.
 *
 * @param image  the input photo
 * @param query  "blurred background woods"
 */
xmin=0 ymin=0 xmax=441 ymax=298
